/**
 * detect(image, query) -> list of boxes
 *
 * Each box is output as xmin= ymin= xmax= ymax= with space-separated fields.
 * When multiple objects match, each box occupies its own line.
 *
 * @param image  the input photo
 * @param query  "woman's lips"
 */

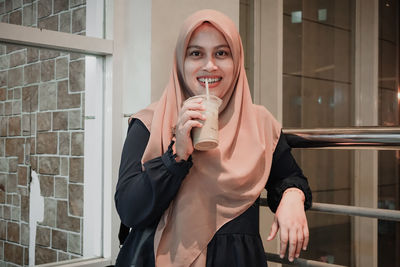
xmin=197 ymin=77 xmax=222 ymax=88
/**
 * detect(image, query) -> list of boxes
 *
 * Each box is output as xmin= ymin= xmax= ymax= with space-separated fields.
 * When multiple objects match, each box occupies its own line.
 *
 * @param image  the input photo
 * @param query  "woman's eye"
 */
xmin=216 ymin=50 xmax=229 ymax=57
xmin=189 ymin=51 xmax=201 ymax=57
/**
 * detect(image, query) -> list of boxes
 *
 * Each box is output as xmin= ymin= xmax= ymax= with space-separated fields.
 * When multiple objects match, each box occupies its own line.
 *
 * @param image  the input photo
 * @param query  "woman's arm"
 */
xmin=265 ymin=132 xmax=312 ymax=262
xmin=115 ymin=119 xmax=193 ymax=229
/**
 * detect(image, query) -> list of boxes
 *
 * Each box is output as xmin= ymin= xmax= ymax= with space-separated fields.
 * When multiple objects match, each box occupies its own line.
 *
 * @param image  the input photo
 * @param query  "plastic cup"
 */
xmin=184 ymin=95 xmax=222 ymax=151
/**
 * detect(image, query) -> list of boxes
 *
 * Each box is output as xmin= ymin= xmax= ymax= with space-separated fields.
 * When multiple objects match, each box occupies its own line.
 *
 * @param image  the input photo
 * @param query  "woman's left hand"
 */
xmin=267 ymin=188 xmax=309 ymax=262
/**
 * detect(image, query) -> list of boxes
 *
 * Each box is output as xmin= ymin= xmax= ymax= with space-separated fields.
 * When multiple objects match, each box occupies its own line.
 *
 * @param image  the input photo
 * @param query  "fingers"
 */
xmin=279 ymin=229 xmax=288 ymax=259
xmin=303 ymin=224 xmax=309 ymax=251
xmin=287 ymin=229 xmax=298 ymax=262
xmin=295 ymin=229 xmax=303 ymax=258
xmin=267 ymin=218 xmax=279 ymax=241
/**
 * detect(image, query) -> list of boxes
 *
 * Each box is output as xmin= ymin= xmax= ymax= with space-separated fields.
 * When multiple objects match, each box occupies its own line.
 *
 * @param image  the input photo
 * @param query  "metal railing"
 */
xmin=262 ymin=127 xmax=400 ymax=267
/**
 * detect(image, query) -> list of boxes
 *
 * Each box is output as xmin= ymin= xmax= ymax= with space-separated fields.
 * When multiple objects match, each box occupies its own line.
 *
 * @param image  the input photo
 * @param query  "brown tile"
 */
xmin=0 ymin=137 xmax=5 ymax=156
xmin=60 ymin=11 xmax=71 ymax=33
xmin=39 ymin=175 xmax=54 ymax=197
xmin=17 ymin=186 xmax=29 ymax=197
xmin=8 ymin=157 xmax=18 ymax=172
xmin=7 ymin=221 xmax=19 ymax=243
xmin=58 ymin=251 xmax=70 ymax=260
xmin=68 ymin=110 xmax=82 ymax=129
xmin=41 ymin=59 xmax=55 ymax=82
xmin=39 ymin=156 xmax=59 ymax=175
xmin=0 ymin=87 xmax=6 ymax=101
xmin=7 ymin=193 xmax=12 ymax=204
xmin=70 ymin=0 xmax=85 ymax=8
xmin=9 ymin=50 xmax=25 ymax=67
xmin=71 ymin=132 xmax=83 ymax=156
xmin=4 ymin=242 xmax=23 ymax=265
xmin=54 ymin=0 xmax=68 ymax=13
xmin=22 ymin=113 xmax=36 ymax=136
xmin=59 ymin=132 xmax=70 ymax=155
xmin=2 ymin=13 xmax=9 ymax=23
xmin=21 ymin=223 xmax=29 ymax=245
xmin=24 ymin=63 xmax=40 ymax=85
xmin=11 ymin=205 xmax=20 ymax=220
xmin=57 ymin=80 xmax=81 ymax=109
xmin=8 ymin=67 xmax=23 ymax=88
xmin=22 ymin=85 xmax=38 ymax=112
xmin=9 ymin=9 xmax=22 ymax=25
xmin=52 ymin=229 xmax=67 ymax=250
xmin=20 ymin=195 xmax=29 ymax=222
xmin=12 ymin=99 xmax=21 ymax=115
xmin=41 ymin=198 xmax=56 ymax=227
xmin=6 ymin=45 xmax=24 ymax=54
xmin=27 ymin=47 xmax=39 ymax=63
xmin=37 ymin=0 xmax=52 ymax=19
xmin=23 ymin=3 xmax=37 ymax=26
xmin=13 ymin=88 xmax=21 ymax=99
xmin=0 ymin=116 xmax=7 ymax=136
xmin=30 ymin=155 xmax=38 ymax=171
xmin=68 ymin=232 xmax=81 ymax=254
xmin=55 ymin=176 xmax=67 ymax=198
xmin=5 ymin=0 xmax=12 ymax=12
xmin=8 ymin=116 xmax=21 ymax=136
xmin=69 ymin=60 xmax=85 ymax=92
xmin=24 ymin=246 xmax=29 ymax=265
xmin=72 ymin=7 xmax=85 ymax=33
xmin=37 ymin=132 xmax=57 ymax=154
xmin=57 ymin=200 xmax=80 ymax=232
xmin=0 ymin=220 xmax=6 ymax=239
xmin=39 ymin=82 xmax=56 ymax=110
xmin=17 ymin=165 xmax=28 ymax=186
xmin=39 ymin=49 xmax=60 ymax=61
xmin=0 ymin=173 xmax=6 ymax=192
xmin=37 ymin=112 xmax=51 ymax=131
xmin=0 ymin=190 xmax=5 ymax=204
xmin=56 ymin=57 xmax=68 ymax=79
xmin=12 ymin=0 xmax=22 ymax=9
xmin=5 ymin=138 xmax=24 ymax=163
xmin=38 ymin=14 xmax=59 ymax=32
xmin=53 ymin=111 xmax=68 ymax=130
xmin=12 ymin=193 xmax=20 ymax=206
xmin=3 ymin=205 xmax=10 ymax=219
xmin=35 ymin=245 xmax=56 ymax=265
xmin=36 ymin=225 xmax=50 ymax=246
xmin=0 ymin=71 xmax=7 ymax=87
xmin=0 ymin=56 xmax=7 ymax=71
xmin=69 ymin=157 xmax=83 ymax=183
xmin=68 ymin=183 xmax=82 ymax=216
xmin=0 ymin=158 xmax=7 ymax=172
xmin=7 ymin=173 xmax=17 ymax=193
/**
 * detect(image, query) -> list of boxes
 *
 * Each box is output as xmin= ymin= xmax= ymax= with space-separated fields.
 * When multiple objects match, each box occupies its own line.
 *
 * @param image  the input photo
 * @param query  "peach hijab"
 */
xmin=134 ymin=9 xmax=281 ymax=267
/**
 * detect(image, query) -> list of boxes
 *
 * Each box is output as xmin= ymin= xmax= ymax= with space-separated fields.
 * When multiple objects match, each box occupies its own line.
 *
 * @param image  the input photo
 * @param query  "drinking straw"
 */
xmin=205 ymin=79 xmax=210 ymax=100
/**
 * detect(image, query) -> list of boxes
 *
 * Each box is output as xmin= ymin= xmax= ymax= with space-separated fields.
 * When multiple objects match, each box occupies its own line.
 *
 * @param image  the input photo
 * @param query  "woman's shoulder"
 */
xmin=252 ymin=104 xmax=280 ymax=126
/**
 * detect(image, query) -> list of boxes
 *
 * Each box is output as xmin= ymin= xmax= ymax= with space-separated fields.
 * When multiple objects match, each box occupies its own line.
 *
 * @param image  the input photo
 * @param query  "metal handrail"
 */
xmin=259 ymin=198 xmax=400 ymax=221
xmin=265 ymin=253 xmax=347 ymax=267
xmin=283 ymin=127 xmax=400 ymax=150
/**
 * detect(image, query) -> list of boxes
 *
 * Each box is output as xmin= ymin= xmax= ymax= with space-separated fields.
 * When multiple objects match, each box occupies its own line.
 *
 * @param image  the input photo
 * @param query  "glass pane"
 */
xmin=283 ymin=0 xmax=354 ymax=265
xmin=0 ymin=43 xmax=102 ymax=265
xmin=0 ymin=0 xmax=103 ymax=39
xmin=378 ymin=0 xmax=400 ymax=266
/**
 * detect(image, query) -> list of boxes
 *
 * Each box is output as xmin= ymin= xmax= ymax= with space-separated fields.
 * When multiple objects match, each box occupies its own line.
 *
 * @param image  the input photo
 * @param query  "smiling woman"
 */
xmin=117 ymin=9 xmax=312 ymax=267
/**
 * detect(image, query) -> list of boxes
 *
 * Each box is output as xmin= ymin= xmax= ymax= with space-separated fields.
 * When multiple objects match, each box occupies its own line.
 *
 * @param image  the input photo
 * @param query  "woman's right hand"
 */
xmin=174 ymin=97 xmax=206 ymax=161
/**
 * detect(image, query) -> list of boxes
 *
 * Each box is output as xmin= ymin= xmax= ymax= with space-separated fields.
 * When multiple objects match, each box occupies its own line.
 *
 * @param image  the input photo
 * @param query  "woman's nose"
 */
xmin=203 ymin=57 xmax=218 ymax=72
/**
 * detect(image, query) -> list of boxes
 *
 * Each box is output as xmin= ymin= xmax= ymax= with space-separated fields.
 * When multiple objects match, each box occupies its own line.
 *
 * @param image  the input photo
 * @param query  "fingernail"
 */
xmin=279 ymin=254 xmax=284 ymax=259
xmin=289 ymin=257 xmax=294 ymax=262
xmin=303 ymin=247 xmax=307 ymax=251
xmin=296 ymin=254 xmax=300 ymax=258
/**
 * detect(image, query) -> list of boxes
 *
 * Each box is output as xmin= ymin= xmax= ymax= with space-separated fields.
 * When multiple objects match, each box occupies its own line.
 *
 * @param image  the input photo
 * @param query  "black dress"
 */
xmin=114 ymin=119 xmax=312 ymax=267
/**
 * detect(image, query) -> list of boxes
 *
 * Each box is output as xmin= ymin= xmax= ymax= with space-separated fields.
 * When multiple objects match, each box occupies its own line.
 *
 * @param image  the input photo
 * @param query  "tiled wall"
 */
xmin=0 ymin=0 xmax=86 ymax=265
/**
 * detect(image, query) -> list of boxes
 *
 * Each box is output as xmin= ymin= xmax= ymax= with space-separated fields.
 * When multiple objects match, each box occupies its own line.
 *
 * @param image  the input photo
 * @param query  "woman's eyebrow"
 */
xmin=187 ymin=45 xmax=202 ymax=49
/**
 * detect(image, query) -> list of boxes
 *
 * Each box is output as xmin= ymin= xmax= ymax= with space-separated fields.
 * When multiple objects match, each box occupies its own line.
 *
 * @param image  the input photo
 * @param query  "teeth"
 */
xmin=198 ymin=77 xmax=222 ymax=84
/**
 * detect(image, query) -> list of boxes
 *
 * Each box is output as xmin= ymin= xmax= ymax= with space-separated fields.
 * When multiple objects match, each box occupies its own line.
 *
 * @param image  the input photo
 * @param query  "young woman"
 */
xmin=115 ymin=9 xmax=312 ymax=267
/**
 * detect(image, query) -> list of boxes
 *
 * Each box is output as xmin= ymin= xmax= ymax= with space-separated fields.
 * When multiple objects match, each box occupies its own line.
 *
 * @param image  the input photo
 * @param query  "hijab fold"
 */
xmin=133 ymin=9 xmax=281 ymax=267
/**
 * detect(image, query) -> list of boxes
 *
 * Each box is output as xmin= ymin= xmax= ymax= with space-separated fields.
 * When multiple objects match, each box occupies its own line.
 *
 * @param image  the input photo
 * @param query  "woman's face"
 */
xmin=184 ymin=23 xmax=234 ymax=98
